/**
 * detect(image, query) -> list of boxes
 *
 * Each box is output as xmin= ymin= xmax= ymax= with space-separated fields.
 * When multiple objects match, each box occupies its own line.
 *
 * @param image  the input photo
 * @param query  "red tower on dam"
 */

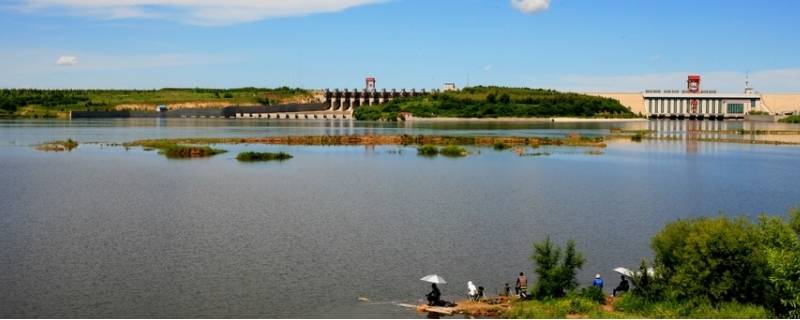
xmin=687 ymin=75 xmax=701 ymax=93
xmin=688 ymin=75 xmax=701 ymax=113
xmin=365 ymin=77 xmax=376 ymax=92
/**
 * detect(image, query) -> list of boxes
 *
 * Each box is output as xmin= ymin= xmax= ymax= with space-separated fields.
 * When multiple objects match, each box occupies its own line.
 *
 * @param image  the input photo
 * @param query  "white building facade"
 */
xmin=644 ymin=91 xmax=760 ymax=119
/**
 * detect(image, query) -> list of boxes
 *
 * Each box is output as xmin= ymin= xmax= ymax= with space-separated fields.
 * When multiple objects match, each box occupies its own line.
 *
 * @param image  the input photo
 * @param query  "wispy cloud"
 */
xmin=56 ymin=55 xmax=77 ymax=65
xmin=510 ymin=0 xmax=550 ymax=15
xmin=19 ymin=0 xmax=385 ymax=26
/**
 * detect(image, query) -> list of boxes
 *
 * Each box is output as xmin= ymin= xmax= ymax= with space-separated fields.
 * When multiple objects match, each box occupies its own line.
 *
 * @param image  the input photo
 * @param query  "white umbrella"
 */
xmin=614 ymin=267 xmax=655 ymax=278
xmin=420 ymin=274 xmax=447 ymax=284
xmin=613 ymin=267 xmax=635 ymax=278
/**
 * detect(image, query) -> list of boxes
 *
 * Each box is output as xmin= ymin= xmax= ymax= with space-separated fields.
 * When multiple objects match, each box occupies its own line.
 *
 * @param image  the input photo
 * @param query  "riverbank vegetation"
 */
xmin=354 ymin=86 xmax=635 ymax=121
xmin=236 ymin=151 xmax=293 ymax=162
xmin=0 ymin=87 xmax=311 ymax=118
xmin=780 ymin=115 xmax=800 ymax=123
xmin=35 ymin=139 xmax=78 ymax=152
xmin=500 ymin=208 xmax=800 ymax=318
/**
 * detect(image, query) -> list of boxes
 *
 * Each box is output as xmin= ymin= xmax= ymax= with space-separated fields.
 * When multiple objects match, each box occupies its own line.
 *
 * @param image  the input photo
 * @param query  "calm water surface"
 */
xmin=1 ymin=119 xmax=799 ymax=318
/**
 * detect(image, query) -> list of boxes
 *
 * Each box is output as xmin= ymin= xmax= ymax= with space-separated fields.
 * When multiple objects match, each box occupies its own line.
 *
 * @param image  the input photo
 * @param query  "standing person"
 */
xmin=503 ymin=283 xmax=511 ymax=297
xmin=592 ymin=274 xmax=604 ymax=290
xmin=613 ymin=276 xmax=630 ymax=297
xmin=516 ymin=272 xmax=528 ymax=298
xmin=426 ymin=283 xmax=441 ymax=306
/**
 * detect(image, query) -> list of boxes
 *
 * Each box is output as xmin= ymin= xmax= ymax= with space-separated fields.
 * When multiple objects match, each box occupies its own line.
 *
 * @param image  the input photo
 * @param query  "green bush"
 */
xmin=579 ymin=286 xmax=605 ymax=304
xmin=416 ymin=145 xmax=439 ymax=156
xmin=780 ymin=115 xmax=800 ymax=123
xmin=531 ymin=237 xmax=585 ymax=299
xmin=647 ymin=210 xmax=800 ymax=317
xmin=439 ymin=145 xmax=467 ymax=157
xmin=236 ymin=152 xmax=293 ymax=162
xmin=652 ymin=216 xmax=769 ymax=304
xmin=493 ymin=141 xmax=511 ymax=150
xmin=161 ymin=145 xmax=226 ymax=159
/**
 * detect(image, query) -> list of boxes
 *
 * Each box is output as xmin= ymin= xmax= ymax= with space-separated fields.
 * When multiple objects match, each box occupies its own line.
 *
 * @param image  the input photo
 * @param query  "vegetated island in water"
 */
xmin=236 ymin=152 xmax=293 ymax=162
xmin=0 ymin=87 xmax=312 ymax=118
xmin=124 ymin=134 xmax=608 ymax=149
xmin=35 ymin=139 xmax=79 ymax=152
xmin=124 ymin=139 xmax=227 ymax=159
xmin=354 ymin=86 xmax=637 ymax=121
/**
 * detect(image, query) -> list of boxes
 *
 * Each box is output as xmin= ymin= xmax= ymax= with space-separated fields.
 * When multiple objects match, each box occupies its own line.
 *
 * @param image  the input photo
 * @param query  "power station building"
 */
xmin=644 ymin=75 xmax=759 ymax=119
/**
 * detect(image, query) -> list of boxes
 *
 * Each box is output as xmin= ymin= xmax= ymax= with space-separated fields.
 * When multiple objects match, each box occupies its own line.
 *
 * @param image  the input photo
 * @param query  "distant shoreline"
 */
xmin=407 ymin=117 xmax=648 ymax=123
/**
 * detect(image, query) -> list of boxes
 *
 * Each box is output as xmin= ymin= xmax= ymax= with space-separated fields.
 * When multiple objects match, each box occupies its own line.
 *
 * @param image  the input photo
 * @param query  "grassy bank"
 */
xmin=780 ymin=115 xmax=800 ymax=123
xmin=355 ymin=86 xmax=636 ymax=121
xmin=505 ymin=294 xmax=770 ymax=319
xmin=0 ymin=87 xmax=312 ymax=118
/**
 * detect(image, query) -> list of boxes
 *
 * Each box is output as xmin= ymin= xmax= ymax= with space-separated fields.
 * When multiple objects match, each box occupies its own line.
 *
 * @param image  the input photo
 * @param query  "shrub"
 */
xmin=439 ymin=145 xmax=467 ymax=157
xmin=652 ymin=216 xmax=770 ymax=305
xmin=493 ymin=141 xmax=511 ymax=150
xmin=161 ymin=145 xmax=226 ymax=159
xmin=416 ymin=145 xmax=438 ymax=156
xmin=631 ymin=132 xmax=643 ymax=142
xmin=579 ymin=286 xmax=605 ymax=304
xmin=236 ymin=152 xmax=293 ymax=162
xmin=531 ymin=237 xmax=585 ymax=299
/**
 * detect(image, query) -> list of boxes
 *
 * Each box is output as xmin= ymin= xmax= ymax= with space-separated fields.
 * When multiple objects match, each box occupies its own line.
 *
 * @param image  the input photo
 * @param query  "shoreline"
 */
xmin=407 ymin=117 xmax=647 ymax=123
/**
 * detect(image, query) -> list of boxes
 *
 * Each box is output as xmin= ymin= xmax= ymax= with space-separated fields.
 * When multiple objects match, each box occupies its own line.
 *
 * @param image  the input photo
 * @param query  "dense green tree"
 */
xmin=652 ymin=216 xmax=769 ymax=304
xmin=531 ymin=237 xmax=585 ymax=299
xmin=649 ymin=211 xmax=800 ymax=317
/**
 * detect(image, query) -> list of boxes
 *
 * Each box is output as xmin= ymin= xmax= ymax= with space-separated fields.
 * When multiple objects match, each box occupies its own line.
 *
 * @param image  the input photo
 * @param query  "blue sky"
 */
xmin=1 ymin=0 xmax=799 ymax=92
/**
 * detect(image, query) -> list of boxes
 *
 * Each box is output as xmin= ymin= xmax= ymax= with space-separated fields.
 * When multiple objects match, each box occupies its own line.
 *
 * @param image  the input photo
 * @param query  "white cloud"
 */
xmin=510 ymin=0 xmax=550 ymax=15
xmin=483 ymin=65 xmax=493 ymax=72
xmin=20 ymin=0 xmax=385 ymax=25
xmin=56 ymin=55 xmax=77 ymax=65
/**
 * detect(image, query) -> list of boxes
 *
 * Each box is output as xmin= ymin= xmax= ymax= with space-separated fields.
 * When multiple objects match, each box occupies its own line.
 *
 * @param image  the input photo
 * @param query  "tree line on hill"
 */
xmin=354 ymin=86 xmax=635 ymax=120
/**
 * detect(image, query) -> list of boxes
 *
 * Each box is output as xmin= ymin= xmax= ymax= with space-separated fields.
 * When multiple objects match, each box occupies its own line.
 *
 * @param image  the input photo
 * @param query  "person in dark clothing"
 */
xmin=613 ymin=276 xmax=630 ymax=297
xmin=426 ymin=283 xmax=441 ymax=306
xmin=516 ymin=272 xmax=528 ymax=298
xmin=503 ymin=283 xmax=511 ymax=296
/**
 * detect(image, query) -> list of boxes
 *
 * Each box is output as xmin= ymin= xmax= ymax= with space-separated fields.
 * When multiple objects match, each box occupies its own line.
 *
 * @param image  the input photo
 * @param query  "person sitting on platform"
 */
xmin=426 ymin=283 xmax=442 ymax=306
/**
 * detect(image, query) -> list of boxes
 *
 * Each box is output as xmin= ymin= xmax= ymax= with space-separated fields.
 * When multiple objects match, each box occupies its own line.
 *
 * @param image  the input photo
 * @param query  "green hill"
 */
xmin=0 ymin=87 xmax=311 ymax=118
xmin=354 ymin=86 xmax=635 ymax=121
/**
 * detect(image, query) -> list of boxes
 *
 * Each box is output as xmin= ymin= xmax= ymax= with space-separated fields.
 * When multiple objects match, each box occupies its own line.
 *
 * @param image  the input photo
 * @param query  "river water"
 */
xmin=1 ymin=119 xmax=799 ymax=318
